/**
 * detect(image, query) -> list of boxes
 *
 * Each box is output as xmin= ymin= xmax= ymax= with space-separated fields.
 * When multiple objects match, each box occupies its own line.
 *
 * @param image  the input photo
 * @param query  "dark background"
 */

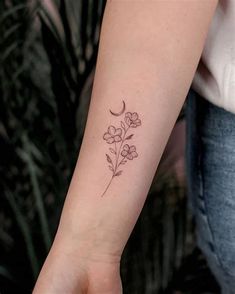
xmin=0 ymin=1 xmax=220 ymax=293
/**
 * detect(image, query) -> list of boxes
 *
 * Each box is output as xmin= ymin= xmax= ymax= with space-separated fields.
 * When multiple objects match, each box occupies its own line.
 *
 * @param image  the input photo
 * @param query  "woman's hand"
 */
xmin=33 ymin=234 xmax=122 ymax=294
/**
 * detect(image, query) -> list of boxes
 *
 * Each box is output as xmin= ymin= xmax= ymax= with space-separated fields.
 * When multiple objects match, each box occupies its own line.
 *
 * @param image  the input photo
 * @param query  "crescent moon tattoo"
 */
xmin=109 ymin=100 xmax=126 ymax=116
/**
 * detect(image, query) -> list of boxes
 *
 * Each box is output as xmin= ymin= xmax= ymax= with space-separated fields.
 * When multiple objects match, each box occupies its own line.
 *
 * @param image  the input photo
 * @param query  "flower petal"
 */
xmin=125 ymin=112 xmax=131 ymax=118
xmin=114 ymin=135 xmax=122 ymax=142
xmin=108 ymin=125 xmax=116 ymax=135
xmin=107 ymin=137 xmax=114 ymax=144
xmin=126 ymin=154 xmax=133 ymax=160
xmin=121 ymin=150 xmax=128 ymax=157
xmin=130 ymin=145 xmax=136 ymax=152
xmin=115 ymin=128 xmax=122 ymax=136
xmin=125 ymin=117 xmax=131 ymax=126
xmin=132 ymin=151 xmax=138 ymax=158
xmin=103 ymin=132 xmax=111 ymax=140
xmin=123 ymin=144 xmax=129 ymax=151
xmin=131 ymin=112 xmax=138 ymax=121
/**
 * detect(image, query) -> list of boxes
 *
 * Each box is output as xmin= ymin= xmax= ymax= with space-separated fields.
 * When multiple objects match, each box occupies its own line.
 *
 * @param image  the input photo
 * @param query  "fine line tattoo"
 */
xmin=101 ymin=100 xmax=142 ymax=197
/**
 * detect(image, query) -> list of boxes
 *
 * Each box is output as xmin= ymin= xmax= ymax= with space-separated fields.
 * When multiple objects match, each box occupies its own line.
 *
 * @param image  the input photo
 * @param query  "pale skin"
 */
xmin=33 ymin=1 xmax=218 ymax=293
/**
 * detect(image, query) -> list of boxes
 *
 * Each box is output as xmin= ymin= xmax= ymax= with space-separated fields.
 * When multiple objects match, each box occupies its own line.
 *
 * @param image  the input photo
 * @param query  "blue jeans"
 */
xmin=185 ymin=88 xmax=235 ymax=294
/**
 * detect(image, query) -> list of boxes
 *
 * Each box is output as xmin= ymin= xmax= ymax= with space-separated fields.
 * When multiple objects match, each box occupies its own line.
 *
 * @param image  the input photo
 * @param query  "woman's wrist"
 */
xmin=54 ymin=224 xmax=122 ymax=265
xmin=33 ymin=229 xmax=122 ymax=294
xmin=55 ymin=190 xmax=127 ymax=264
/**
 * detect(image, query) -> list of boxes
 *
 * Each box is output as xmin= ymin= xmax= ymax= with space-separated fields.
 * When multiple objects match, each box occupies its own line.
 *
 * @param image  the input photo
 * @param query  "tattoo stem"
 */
xmin=101 ymin=126 xmax=129 ymax=197
xmin=101 ymin=175 xmax=114 ymax=197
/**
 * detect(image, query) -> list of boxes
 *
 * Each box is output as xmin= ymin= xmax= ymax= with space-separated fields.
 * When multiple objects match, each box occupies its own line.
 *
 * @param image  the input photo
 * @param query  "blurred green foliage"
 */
xmin=0 ymin=0 xmax=105 ymax=291
xmin=0 ymin=1 xmax=219 ymax=293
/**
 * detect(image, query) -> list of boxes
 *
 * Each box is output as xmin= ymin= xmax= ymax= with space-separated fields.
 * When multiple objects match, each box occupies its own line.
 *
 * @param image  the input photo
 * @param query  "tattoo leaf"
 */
xmin=125 ymin=134 xmax=134 ymax=140
xmin=115 ymin=170 xmax=122 ymax=176
xmin=106 ymin=154 xmax=112 ymax=164
xmin=109 ymin=148 xmax=116 ymax=154
xmin=121 ymin=160 xmax=127 ymax=165
xmin=121 ymin=121 xmax=126 ymax=130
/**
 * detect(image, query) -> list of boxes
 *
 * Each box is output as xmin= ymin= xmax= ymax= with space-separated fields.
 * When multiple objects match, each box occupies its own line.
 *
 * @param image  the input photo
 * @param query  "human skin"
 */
xmin=33 ymin=1 xmax=218 ymax=293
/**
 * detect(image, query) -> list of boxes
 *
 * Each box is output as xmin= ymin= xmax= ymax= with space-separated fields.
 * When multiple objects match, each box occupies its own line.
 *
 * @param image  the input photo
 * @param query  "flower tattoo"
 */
xmin=103 ymin=126 xmax=122 ymax=144
xmin=125 ymin=112 xmax=141 ymax=128
xmin=101 ymin=101 xmax=141 ymax=196
xmin=121 ymin=144 xmax=138 ymax=160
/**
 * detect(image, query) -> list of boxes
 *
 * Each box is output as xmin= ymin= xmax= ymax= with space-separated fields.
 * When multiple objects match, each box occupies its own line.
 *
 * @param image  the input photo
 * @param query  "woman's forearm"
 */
xmin=34 ymin=1 xmax=218 ymax=293
xmin=58 ymin=0 xmax=217 ymax=256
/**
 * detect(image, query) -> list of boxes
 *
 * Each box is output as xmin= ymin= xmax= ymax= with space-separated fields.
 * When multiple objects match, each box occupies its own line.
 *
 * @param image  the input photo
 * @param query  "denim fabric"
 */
xmin=185 ymin=88 xmax=235 ymax=294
